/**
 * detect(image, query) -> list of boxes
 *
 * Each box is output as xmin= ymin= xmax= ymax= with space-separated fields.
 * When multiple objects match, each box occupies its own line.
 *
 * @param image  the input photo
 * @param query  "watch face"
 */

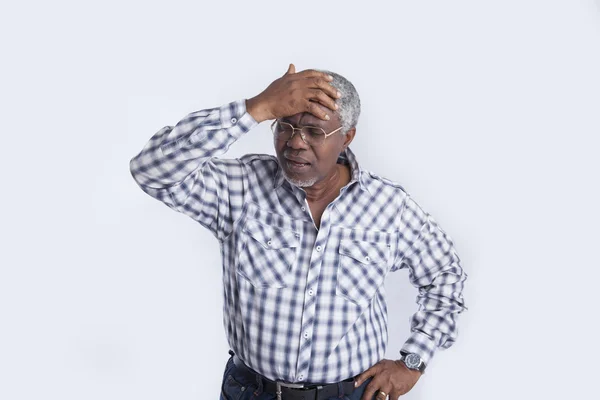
xmin=405 ymin=353 xmax=421 ymax=369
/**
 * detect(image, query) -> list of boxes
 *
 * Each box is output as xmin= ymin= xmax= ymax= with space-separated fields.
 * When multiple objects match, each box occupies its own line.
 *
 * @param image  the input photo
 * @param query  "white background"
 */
xmin=1 ymin=1 xmax=599 ymax=399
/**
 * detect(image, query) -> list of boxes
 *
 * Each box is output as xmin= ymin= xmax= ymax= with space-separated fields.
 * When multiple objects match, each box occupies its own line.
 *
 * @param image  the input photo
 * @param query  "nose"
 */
xmin=286 ymin=130 xmax=309 ymax=150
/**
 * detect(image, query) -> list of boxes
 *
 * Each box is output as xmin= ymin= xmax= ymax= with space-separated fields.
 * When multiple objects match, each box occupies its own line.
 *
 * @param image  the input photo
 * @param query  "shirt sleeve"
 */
xmin=392 ymin=194 xmax=469 ymax=367
xmin=129 ymin=99 xmax=258 ymax=240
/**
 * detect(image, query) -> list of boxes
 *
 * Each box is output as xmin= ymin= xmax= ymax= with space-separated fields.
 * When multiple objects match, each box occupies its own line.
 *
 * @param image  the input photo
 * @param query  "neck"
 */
xmin=304 ymin=164 xmax=350 ymax=202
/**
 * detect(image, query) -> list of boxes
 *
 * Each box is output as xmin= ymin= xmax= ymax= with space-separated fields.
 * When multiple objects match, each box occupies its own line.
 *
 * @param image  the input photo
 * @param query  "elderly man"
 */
xmin=129 ymin=65 xmax=468 ymax=400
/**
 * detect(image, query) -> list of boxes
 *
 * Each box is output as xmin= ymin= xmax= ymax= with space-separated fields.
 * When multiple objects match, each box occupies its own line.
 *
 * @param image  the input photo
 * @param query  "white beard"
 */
xmin=282 ymin=170 xmax=319 ymax=188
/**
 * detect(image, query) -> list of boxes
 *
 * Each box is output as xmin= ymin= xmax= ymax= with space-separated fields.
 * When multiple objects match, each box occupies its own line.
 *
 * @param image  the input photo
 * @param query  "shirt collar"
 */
xmin=273 ymin=146 xmax=368 ymax=192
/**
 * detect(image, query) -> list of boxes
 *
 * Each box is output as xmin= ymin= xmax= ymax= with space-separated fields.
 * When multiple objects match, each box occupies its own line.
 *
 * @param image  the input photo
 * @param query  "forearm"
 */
xmin=401 ymin=254 xmax=468 ymax=365
xmin=129 ymin=99 xmax=257 ymax=202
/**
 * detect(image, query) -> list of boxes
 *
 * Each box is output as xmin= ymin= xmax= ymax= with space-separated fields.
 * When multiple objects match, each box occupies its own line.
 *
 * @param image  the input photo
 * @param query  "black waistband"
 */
xmin=229 ymin=351 xmax=356 ymax=400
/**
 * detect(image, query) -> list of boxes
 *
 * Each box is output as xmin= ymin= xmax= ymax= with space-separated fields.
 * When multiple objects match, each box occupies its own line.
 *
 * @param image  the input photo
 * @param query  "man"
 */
xmin=129 ymin=64 xmax=468 ymax=400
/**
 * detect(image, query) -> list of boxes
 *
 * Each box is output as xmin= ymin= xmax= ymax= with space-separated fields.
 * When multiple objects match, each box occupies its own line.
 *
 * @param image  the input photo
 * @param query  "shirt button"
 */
xmin=308 ymin=289 xmax=314 ymax=296
xmin=230 ymin=117 xmax=237 ymax=124
xmin=301 ymin=207 xmax=306 ymax=211
xmin=365 ymin=256 xmax=370 ymax=262
xmin=316 ymin=246 xmax=322 ymax=252
xmin=298 ymin=375 xmax=304 ymax=381
xmin=267 ymin=240 xmax=272 ymax=246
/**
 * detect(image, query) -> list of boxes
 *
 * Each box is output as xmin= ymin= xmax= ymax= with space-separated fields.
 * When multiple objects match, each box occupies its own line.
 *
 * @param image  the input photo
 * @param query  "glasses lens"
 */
xmin=301 ymin=126 xmax=326 ymax=146
xmin=274 ymin=121 xmax=294 ymax=140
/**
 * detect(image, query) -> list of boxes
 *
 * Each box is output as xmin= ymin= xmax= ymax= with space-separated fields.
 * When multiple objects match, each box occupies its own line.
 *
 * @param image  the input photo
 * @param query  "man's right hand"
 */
xmin=245 ymin=64 xmax=341 ymax=123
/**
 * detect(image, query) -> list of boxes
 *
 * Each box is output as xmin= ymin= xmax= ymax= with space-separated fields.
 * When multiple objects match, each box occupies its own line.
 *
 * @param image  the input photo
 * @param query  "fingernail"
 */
xmin=335 ymin=103 xmax=339 ymax=109
xmin=337 ymin=91 xmax=342 ymax=98
xmin=354 ymin=381 xmax=358 ymax=387
xmin=328 ymin=75 xmax=334 ymax=81
xmin=325 ymin=114 xmax=330 ymax=120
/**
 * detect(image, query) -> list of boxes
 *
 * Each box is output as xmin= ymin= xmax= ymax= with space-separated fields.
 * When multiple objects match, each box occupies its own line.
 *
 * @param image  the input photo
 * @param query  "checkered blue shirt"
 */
xmin=129 ymin=99 xmax=468 ymax=384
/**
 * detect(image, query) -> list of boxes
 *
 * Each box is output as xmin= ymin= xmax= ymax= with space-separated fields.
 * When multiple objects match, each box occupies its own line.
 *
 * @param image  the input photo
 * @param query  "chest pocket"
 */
xmin=336 ymin=239 xmax=391 ymax=306
xmin=236 ymin=219 xmax=300 ymax=288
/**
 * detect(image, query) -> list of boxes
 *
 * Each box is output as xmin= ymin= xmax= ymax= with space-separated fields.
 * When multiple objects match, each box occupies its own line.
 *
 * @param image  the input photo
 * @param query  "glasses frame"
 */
xmin=271 ymin=120 xmax=343 ymax=147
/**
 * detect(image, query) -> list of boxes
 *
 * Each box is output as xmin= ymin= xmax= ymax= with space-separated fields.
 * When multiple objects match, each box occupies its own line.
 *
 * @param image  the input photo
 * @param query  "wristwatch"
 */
xmin=399 ymin=351 xmax=426 ymax=373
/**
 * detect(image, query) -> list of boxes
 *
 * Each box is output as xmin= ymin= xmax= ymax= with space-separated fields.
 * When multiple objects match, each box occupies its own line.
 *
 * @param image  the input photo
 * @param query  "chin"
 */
xmin=282 ymin=171 xmax=318 ymax=188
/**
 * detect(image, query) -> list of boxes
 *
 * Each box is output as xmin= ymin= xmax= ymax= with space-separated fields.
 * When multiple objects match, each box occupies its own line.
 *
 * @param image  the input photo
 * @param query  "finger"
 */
xmin=308 ymin=89 xmax=338 ymax=112
xmin=389 ymin=389 xmax=401 ymax=400
xmin=354 ymin=365 xmax=379 ymax=388
xmin=284 ymin=63 xmax=295 ymax=75
xmin=361 ymin=378 xmax=384 ymax=400
xmin=378 ymin=387 xmax=393 ymax=400
xmin=304 ymin=100 xmax=330 ymax=121
xmin=295 ymin=69 xmax=333 ymax=82
xmin=307 ymin=77 xmax=342 ymax=100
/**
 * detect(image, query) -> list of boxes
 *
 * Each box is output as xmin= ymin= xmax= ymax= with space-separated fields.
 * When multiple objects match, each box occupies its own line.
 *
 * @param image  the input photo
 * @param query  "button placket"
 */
xmin=294 ymin=228 xmax=327 ymax=383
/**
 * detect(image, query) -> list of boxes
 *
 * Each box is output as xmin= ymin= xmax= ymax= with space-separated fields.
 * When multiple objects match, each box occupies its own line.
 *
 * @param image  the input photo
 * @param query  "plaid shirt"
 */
xmin=129 ymin=99 xmax=468 ymax=384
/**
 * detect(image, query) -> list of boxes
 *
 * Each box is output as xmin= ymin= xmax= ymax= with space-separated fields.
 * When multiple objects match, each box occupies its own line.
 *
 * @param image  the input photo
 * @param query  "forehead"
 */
xmin=281 ymin=104 xmax=340 ymax=127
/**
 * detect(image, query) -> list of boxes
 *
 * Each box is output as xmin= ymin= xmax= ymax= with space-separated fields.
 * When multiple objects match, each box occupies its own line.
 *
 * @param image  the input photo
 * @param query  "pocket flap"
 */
xmin=243 ymin=219 xmax=300 ymax=249
xmin=338 ymin=239 xmax=390 ymax=264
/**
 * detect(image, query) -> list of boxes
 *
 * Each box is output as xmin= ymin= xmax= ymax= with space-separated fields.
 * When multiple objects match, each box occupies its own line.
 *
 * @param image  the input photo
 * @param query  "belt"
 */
xmin=230 ymin=352 xmax=356 ymax=400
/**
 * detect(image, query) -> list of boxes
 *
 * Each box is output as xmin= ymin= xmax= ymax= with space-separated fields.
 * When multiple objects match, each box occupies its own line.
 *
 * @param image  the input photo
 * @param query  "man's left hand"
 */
xmin=354 ymin=358 xmax=422 ymax=400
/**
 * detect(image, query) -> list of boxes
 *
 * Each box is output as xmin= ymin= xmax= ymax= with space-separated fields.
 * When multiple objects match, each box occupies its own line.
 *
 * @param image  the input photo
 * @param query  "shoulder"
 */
xmin=361 ymin=169 xmax=409 ymax=196
xmin=362 ymin=171 xmax=433 ymax=229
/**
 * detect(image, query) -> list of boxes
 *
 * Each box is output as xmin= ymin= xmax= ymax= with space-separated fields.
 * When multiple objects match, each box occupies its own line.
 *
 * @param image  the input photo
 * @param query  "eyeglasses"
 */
xmin=271 ymin=120 xmax=343 ymax=147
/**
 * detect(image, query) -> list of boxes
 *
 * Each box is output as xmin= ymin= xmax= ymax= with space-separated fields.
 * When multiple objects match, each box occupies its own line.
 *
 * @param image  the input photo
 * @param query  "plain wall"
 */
xmin=1 ymin=0 xmax=599 ymax=399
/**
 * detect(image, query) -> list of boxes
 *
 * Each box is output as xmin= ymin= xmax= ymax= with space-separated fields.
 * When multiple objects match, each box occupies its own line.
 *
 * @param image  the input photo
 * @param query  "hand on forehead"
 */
xmin=286 ymin=103 xmax=341 ymax=128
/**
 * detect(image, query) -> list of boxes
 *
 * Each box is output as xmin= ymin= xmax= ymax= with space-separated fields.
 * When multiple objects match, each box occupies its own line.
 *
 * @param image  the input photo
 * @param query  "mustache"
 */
xmin=283 ymin=150 xmax=311 ymax=164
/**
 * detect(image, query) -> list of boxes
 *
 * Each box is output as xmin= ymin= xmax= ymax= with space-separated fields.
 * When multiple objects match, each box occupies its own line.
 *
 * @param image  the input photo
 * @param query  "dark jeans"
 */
xmin=219 ymin=354 xmax=376 ymax=400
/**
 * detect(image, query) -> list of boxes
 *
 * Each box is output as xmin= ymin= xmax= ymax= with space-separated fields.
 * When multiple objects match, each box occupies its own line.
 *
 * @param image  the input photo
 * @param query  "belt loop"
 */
xmin=253 ymin=374 xmax=264 ymax=397
xmin=337 ymin=381 xmax=344 ymax=398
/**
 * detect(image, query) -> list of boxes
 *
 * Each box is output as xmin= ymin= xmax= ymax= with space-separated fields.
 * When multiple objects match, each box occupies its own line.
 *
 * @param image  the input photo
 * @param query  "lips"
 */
xmin=285 ymin=155 xmax=311 ymax=166
xmin=283 ymin=155 xmax=311 ymax=173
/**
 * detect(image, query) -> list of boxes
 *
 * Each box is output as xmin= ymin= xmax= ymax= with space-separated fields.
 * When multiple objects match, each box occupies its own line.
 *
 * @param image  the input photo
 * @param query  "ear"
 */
xmin=342 ymin=128 xmax=356 ymax=149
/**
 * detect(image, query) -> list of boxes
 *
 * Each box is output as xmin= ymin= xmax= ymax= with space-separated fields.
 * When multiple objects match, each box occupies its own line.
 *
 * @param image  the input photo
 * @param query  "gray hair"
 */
xmin=316 ymin=69 xmax=361 ymax=135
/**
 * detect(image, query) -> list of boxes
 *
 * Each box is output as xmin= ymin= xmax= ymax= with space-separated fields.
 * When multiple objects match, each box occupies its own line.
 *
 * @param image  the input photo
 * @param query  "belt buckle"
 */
xmin=275 ymin=381 xmax=306 ymax=400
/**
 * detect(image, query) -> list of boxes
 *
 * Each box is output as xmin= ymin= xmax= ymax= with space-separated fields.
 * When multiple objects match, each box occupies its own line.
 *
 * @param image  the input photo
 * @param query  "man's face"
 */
xmin=273 ymin=105 xmax=352 ymax=188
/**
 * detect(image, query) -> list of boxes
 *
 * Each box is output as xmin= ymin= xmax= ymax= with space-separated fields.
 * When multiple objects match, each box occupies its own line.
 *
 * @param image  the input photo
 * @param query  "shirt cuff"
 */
xmin=400 ymin=330 xmax=438 ymax=366
xmin=218 ymin=99 xmax=259 ymax=139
